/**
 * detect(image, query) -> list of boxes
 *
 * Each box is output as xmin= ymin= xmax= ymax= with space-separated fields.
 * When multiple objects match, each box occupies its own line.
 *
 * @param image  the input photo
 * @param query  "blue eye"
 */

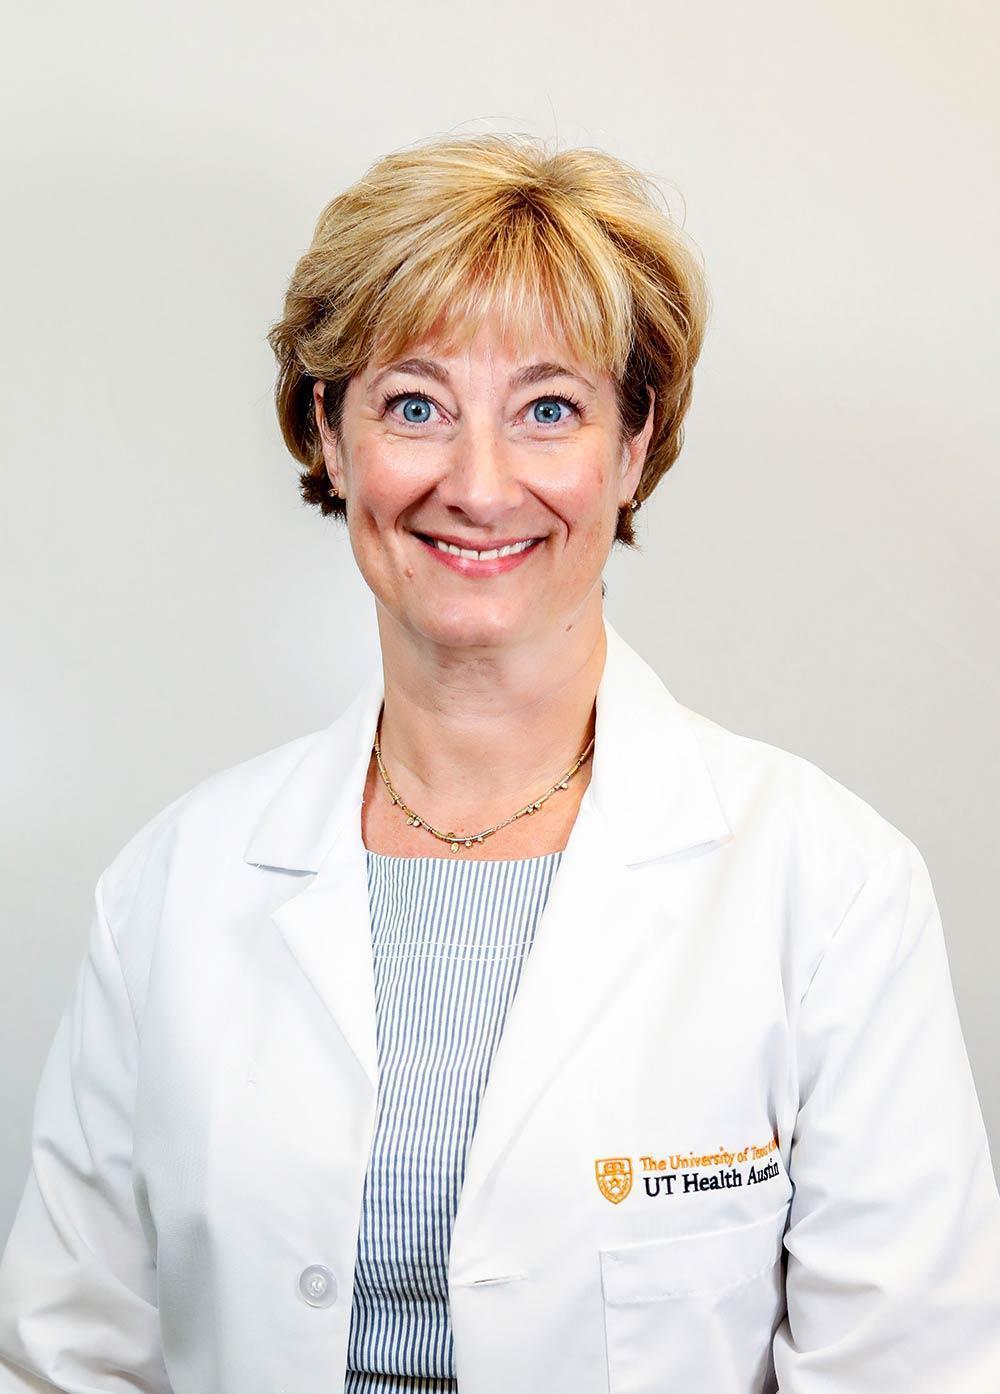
xmin=382 ymin=393 xmax=434 ymax=424
xmin=532 ymin=397 xmax=573 ymax=424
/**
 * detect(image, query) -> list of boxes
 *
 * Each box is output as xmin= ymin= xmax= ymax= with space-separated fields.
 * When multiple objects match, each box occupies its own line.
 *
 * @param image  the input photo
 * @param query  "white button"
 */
xmin=298 ymin=1263 xmax=337 ymax=1307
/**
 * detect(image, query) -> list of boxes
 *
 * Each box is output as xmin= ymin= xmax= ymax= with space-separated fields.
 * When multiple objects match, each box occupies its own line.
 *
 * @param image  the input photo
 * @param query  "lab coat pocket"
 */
xmin=599 ymin=1207 xmax=787 ymax=1394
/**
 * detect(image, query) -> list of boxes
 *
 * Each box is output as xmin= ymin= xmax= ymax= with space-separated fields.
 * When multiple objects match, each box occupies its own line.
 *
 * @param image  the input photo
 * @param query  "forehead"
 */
xmin=366 ymin=299 xmax=610 ymax=385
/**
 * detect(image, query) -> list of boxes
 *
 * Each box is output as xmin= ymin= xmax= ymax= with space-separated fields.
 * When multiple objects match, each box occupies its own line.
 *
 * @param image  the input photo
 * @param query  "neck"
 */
xmin=372 ymin=604 xmax=607 ymax=829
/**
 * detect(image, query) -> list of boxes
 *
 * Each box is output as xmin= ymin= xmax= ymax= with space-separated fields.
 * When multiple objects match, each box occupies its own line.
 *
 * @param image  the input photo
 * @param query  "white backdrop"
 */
xmin=2 ymin=0 xmax=998 ymax=1242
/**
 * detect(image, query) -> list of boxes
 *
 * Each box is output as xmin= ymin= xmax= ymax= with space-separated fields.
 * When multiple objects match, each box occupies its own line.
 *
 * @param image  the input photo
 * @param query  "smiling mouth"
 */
xmin=414 ymin=533 xmax=543 ymax=561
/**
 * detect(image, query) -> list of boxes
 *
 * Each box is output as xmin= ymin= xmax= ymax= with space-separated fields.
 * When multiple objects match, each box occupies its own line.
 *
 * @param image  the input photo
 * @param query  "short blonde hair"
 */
xmin=268 ymin=133 xmax=710 ymax=547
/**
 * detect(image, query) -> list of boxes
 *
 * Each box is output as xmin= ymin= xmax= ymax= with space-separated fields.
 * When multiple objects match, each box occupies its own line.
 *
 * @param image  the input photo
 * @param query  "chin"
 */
xmin=414 ymin=605 xmax=535 ymax=649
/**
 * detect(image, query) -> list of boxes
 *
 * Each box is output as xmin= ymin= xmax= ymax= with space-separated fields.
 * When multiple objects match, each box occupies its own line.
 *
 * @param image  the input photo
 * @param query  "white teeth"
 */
xmin=430 ymin=537 xmax=538 ymax=560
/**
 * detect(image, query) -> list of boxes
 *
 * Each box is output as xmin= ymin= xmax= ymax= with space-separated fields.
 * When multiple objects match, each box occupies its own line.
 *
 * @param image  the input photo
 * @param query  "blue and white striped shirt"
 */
xmin=344 ymin=849 xmax=564 ymax=1393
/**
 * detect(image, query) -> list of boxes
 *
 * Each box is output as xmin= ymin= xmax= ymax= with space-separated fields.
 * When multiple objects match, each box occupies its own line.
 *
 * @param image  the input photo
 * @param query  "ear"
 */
xmin=620 ymin=386 xmax=656 ymax=502
xmin=312 ymin=380 xmax=344 ymax=491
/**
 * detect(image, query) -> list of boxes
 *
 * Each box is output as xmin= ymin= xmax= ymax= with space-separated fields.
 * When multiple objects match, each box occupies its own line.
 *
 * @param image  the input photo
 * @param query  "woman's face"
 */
xmin=313 ymin=310 xmax=654 ymax=653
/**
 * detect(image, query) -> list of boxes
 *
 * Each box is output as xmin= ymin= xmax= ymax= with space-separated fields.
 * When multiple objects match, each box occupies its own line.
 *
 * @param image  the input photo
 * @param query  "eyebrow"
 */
xmin=367 ymin=357 xmax=597 ymax=395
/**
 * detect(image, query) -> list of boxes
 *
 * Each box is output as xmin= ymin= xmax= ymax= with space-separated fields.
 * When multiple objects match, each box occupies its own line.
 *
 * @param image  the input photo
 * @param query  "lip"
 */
xmin=412 ymin=530 xmax=543 ymax=551
xmin=412 ymin=531 xmax=544 ymax=576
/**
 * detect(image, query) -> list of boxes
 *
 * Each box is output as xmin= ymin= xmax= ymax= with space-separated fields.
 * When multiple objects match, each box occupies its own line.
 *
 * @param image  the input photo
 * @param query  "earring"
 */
xmin=627 ymin=497 xmax=641 ymax=512
xmin=329 ymin=483 xmax=340 ymax=499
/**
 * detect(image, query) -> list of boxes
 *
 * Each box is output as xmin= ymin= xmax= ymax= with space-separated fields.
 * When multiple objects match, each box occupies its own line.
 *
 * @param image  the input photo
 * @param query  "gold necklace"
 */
xmin=372 ymin=711 xmax=595 ymax=854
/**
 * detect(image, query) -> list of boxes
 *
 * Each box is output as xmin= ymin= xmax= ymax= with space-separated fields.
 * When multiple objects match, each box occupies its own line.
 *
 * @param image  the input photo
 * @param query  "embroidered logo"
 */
xmin=595 ymin=1135 xmax=782 ymax=1204
xmin=595 ymin=1157 xmax=633 ymax=1204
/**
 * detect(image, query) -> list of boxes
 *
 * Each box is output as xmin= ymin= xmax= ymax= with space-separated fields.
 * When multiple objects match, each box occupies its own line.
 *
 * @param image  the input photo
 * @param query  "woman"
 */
xmin=1 ymin=133 xmax=998 ymax=1394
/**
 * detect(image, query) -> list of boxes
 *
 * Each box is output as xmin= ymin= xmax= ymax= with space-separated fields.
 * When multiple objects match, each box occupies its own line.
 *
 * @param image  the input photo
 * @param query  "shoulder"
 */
xmin=685 ymin=702 xmax=911 ymax=852
xmin=98 ymin=723 xmax=324 ymax=930
xmin=674 ymin=701 xmax=930 ymax=956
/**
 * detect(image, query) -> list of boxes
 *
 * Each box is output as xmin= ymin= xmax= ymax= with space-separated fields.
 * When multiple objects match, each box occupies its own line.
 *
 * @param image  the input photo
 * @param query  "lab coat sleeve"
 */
xmin=0 ymin=873 xmax=171 ymax=1392
xmin=773 ymin=836 xmax=1000 ymax=1392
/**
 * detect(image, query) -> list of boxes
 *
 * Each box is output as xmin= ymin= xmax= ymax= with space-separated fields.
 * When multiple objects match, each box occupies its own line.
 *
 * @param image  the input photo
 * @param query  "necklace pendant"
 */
xmin=450 ymin=841 xmax=460 ymax=853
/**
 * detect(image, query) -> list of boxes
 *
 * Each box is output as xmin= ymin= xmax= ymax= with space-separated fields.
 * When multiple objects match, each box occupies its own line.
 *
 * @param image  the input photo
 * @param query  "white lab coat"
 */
xmin=2 ymin=617 xmax=999 ymax=1394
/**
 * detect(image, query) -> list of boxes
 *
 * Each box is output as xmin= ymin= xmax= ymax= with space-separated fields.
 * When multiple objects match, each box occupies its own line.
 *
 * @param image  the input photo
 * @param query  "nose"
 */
xmin=434 ymin=416 xmax=525 ymax=523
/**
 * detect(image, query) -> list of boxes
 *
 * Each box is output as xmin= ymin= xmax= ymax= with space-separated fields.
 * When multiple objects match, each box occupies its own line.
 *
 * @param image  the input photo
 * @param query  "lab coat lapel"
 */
xmin=452 ymin=619 xmax=734 ymax=1230
xmin=243 ymin=663 xmax=386 ymax=1093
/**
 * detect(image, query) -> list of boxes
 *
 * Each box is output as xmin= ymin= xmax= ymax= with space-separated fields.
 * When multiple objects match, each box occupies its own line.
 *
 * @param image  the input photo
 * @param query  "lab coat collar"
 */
xmin=242 ymin=616 xmax=732 ymax=873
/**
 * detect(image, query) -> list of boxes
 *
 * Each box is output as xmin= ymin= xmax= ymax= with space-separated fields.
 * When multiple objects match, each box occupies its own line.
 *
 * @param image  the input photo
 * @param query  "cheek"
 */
xmin=554 ymin=460 xmax=620 ymax=567
xmin=551 ymin=456 xmax=616 ymax=531
xmin=348 ymin=434 xmax=435 ymax=518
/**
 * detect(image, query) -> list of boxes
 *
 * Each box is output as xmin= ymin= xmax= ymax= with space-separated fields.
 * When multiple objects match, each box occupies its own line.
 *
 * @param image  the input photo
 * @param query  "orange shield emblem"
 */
xmin=595 ymin=1157 xmax=632 ymax=1204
